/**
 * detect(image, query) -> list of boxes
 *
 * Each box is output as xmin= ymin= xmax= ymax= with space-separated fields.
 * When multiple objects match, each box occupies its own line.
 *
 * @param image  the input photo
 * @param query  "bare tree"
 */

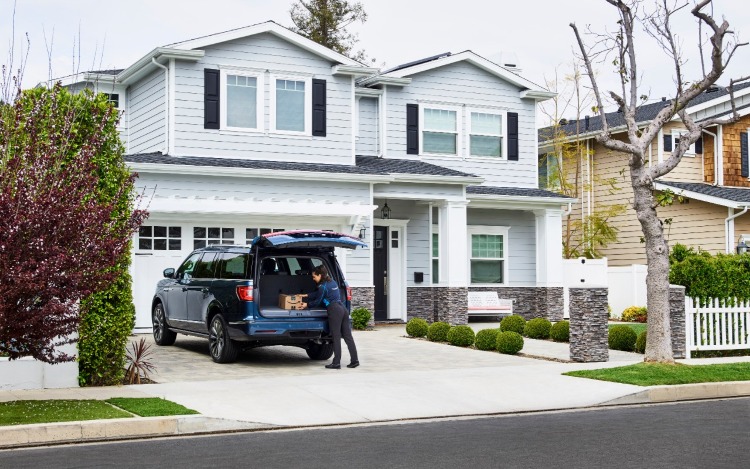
xmin=571 ymin=0 xmax=748 ymax=363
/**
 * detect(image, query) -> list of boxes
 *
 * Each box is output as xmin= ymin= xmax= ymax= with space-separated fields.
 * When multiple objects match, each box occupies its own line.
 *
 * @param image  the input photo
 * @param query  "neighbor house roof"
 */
xmin=655 ymin=181 xmax=750 ymax=208
xmin=539 ymin=81 xmax=750 ymax=143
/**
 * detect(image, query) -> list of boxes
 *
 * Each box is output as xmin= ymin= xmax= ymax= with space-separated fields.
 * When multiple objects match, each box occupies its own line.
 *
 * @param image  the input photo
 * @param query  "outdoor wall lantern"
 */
xmin=737 ymin=237 xmax=748 ymax=255
xmin=359 ymin=226 xmax=367 ymax=239
xmin=381 ymin=201 xmax=391 ymax=219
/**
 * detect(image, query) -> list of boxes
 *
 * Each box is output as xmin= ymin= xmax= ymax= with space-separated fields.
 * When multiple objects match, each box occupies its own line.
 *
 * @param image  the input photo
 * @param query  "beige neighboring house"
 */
xmin=538 ymin=82 xmax=750 ymax=267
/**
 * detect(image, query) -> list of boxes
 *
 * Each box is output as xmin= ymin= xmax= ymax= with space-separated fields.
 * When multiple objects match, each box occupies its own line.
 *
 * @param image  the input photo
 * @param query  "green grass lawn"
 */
xmin=0 ymin=398 xmax=198 ymax=426
xmin=609 ymin=322 xmax=647 ymax=336
xmin=565 ymin=362 xmax=750 ymax=386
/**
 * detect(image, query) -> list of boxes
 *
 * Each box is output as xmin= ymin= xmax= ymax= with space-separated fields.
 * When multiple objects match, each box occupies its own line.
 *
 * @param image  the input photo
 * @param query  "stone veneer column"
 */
xmin=569 ymin=287 xmax=609 ymax=362
xmin=407 ymin=287 xmax=437 ymax=322
xmin=436 ymin=287 xmax=468 ymax=325
xmin=669 ymin=285 xmax=687 ymax=359
xmin=350 ymin=287 xmax=375 ymax=326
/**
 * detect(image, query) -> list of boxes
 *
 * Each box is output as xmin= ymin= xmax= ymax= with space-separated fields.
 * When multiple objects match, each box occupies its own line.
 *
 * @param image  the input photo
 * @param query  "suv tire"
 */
xmin=306 ymin=341 xmax=334 ymax=360
xmin=208 ymin=315 xmax=239 ymax=363
xmin=152 ymin=302 xmax=177 ymax=346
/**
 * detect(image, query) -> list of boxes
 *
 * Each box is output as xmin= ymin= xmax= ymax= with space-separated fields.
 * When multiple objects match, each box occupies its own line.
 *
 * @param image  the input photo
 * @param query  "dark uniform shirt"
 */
xmin=306 ymin=279 xmax=341 ymax=308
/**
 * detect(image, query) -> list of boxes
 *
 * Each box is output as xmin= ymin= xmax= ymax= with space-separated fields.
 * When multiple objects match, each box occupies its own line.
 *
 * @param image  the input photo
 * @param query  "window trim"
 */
xmin=270 ymin=73 xmax=312 ymax=135
xmin=419 ymin=104 xmax=462 ymax=156
xmin=467 ymin=107 xmax=507 ymax=159
xmin=467 ymin=225 xmax=510 ymax=286
xmin=137 ymin=225 xmax=182 ymax=251
xmin=671 ymin=130 xmax=696 ymax=157
xmin=431 ymin=225 xmax=440 ymax=285
xmin=220 ymin=69 xmax=264 ymax=133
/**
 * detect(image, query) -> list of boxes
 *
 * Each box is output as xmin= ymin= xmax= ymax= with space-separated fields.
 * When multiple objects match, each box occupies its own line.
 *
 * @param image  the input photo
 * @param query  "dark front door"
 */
xmin=373 ymin=226 xmax=388 ymax=320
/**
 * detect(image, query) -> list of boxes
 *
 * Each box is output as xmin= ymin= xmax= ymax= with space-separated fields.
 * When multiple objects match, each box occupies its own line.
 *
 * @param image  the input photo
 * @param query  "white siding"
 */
xmin=128 ymin=69 xmax=166 ymax=153
xmin=356 ymin=97 xmax=379 ymax=155
xmin=374 ymin=182 xmax=464 ymax=200
xmin=170 ymin=33 xmax=353 ymax=165
xmin=384 ymin=61 xmax=539 ymax=187
xmin=467 ymin=208 xmax=536 ymax=285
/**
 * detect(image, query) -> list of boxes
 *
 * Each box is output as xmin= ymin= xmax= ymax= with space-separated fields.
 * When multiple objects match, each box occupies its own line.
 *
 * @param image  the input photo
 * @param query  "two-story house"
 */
xmin=60 ymin=21 xmax=570 ymax=331
xmin=538 ymin=82 xmax=750 ymax=269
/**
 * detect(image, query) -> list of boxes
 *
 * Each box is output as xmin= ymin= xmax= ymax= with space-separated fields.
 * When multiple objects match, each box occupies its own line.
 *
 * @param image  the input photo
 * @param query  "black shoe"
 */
xmin=325 ymin=363 xmax=341 ymax=369
xmin=347 ymin=361 xmax=360 ymax=368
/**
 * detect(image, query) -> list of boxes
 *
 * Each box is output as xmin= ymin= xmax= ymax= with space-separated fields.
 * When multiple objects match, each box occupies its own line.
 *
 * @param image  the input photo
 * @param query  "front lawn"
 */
xmin=564 ymin=362 xmax=750 ymax=386
xmin=0 ymin=398 xmax=198 ymax=426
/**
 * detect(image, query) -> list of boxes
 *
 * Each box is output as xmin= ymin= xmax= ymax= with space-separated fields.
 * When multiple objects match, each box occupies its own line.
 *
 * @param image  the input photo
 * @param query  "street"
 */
xmin=2 ymin=397 xmax=748 ymax=468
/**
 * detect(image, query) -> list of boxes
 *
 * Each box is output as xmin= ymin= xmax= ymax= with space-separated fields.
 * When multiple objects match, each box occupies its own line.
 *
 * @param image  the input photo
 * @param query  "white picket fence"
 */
xmin=686 ymin=297 xmax=750 ymax=352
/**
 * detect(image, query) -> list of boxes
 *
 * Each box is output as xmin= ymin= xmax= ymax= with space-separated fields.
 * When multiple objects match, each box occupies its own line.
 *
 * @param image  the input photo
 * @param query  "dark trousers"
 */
xmin=327 ymin=302 xmax=358 ymax=365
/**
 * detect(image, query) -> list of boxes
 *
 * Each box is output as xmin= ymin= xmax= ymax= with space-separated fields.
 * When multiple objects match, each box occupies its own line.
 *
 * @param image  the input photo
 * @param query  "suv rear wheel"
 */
xmin=306 ymin=341 xmax=334 ymax=360
xmin=208 ymin=315 xmax=239 ymax=363
xmin=153 ymin=302 xmax=177 ymax=346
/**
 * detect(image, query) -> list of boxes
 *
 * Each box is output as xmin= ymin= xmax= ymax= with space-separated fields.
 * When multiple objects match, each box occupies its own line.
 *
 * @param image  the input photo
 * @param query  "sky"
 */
xmin=2 ymin=0 xmax=749 ymax=125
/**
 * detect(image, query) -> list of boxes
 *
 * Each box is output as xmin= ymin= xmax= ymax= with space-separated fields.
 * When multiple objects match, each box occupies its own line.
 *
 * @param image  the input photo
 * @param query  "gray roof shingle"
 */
xmin=658 ymin=181 xmax=750 ymax=204
xmin=467 ymin=185 xmax=573 ymax=199
xmin=355 ymin=156 xmax=475 ymax=178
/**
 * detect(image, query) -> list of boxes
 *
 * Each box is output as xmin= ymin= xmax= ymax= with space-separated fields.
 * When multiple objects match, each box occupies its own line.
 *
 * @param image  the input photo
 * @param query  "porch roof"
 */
xmin=655 ymin=181 xmax=750 ymax=209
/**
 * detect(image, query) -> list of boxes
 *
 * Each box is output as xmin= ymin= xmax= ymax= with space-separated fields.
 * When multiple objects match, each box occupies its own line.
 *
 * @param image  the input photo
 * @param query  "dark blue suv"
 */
xmin=151 ymin=230 xmax=366 ymax=363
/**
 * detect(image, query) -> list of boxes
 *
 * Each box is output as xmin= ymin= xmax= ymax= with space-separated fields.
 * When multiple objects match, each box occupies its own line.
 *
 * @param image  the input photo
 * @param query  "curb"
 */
xmin=0 ymin=416 xmax=273 ymax=449
xmin=599 ymin=381 xmax=750 ymax=406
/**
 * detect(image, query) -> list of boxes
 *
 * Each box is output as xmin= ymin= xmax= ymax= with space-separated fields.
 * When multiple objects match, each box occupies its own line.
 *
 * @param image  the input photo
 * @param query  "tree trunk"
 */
xmin=631 ymin=168 xmax=674 ymax=363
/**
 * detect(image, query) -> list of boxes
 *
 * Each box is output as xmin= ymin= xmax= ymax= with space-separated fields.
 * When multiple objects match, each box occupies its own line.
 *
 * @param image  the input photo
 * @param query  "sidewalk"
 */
xmin=1 ymin=323 xmax=749 ymax=449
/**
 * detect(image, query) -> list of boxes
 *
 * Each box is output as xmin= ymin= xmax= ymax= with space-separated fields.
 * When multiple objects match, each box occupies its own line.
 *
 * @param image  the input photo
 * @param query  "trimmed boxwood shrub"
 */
xmin=447 ymin=325 xmax=475 ymax=347
xmin=635 ymin=330 xmax=647 ymax=354
xmin=500 ymin=314 xmax=526 ymax=334
xmin=550 ymin=320 xmax=570 ymax=342
xmin=427 ymin=321 xmax=451 ymax=342
xmin=475 ymin=329 xmax=501 ymax=351
xmin=496 ymin=331 xmax=524 ymax=355
xmin=351 ymin=307 xmax=371 ymax=330
xmin=621 ymin=306 xmax=648 ymax=323
xmin=523 ymin=318 xmax=552 ymax=339
xmin=609 ymin=325 xmax=637 ymax=351
xmin=405 ymin=318 xmax=429 ymax=338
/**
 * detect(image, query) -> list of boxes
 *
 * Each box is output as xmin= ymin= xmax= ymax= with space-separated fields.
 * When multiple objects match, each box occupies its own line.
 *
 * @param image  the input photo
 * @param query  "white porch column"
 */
xmin=535 ymin=208 xmax=564 ymax=287
xmin=439 ymin=201 xmax=469 ymax=287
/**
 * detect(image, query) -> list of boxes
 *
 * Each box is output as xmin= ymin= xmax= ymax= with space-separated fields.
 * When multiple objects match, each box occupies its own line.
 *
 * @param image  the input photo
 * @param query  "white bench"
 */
xmin=467 ymin=291 xmax=514 ymax=317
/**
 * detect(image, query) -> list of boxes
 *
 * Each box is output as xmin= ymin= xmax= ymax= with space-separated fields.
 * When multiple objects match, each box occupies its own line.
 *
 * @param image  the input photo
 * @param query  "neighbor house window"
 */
xmin=272 ymin=76 xmax=310 ymax=133
xmin=468 ymin=226 xmax=509 ymax=284
xmin=105 ymin=93 xmax=119 ymax=108
xmin=538 ymin=153 xmax=560 ymax=190
xmin=138 ymin=226 xmax=181 ymax=251
xmin=222 ymin=70 xmax=263 ymax=130
xmin=194 ymin=227 xmax=235 ymax=249
xmin=672 ymin=130 xmax=696 ymax=156
xmin=470 ymin=111 xmax=504 ymax=157
xmin=422 ymin=107 xmax=458 ymax=155
xmin=245 ymin=227 xmax=285 ymax=244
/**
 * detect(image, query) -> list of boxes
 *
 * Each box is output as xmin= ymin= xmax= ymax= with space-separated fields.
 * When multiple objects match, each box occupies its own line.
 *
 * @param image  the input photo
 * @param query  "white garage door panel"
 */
xmin=132 ymin=252 xmax=185 ymax=331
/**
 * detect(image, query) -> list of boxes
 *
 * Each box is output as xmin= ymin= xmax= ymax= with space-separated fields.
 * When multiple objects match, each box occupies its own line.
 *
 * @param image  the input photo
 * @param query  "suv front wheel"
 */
xmin=208 ymin=315 xmax=239 ymax=363
xmin=306 ymin=341 xmax=334 ymax=360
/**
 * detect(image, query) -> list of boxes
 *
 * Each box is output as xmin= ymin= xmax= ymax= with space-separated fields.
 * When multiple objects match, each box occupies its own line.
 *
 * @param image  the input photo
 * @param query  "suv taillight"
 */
xmin=346 ymin=286 xmax=352 ymax=301
xmin=236 ymin=286 xmax=254 ymax=301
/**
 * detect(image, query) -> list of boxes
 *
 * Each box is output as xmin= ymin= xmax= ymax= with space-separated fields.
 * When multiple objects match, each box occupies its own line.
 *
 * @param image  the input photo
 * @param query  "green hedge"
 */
xmin=447 ymin=325 xmax=475 ymax=347
xmin=406 ymin=318 xmax=429 ymax=338
xmin=351 ymin=307 xmax=371 ymax=330
xmin=427 ymin=321 xmax=451 ymax=342
xmin=670 ymin=243 xmax=750 ymax=301
xmin=475 ymin=329 xmax=501 ymax=351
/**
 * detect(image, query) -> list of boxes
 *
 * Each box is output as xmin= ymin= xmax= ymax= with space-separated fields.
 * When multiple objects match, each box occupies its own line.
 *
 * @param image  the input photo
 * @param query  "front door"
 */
xmin=373 ymin=226 xmax=388 ymax=320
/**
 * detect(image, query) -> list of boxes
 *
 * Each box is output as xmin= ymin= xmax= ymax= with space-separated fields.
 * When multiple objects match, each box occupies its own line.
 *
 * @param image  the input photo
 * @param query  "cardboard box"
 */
xmin=279 ymin=294 xmax=305 ymax=310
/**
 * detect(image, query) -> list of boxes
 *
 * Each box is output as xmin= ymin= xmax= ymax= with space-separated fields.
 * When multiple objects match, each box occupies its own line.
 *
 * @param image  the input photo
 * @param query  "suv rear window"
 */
xmin=217 ymin=252 xmax=252 ymax=279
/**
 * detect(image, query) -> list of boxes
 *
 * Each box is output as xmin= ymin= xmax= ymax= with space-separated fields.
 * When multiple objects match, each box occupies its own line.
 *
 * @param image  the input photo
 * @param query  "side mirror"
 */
xmin=163 ymin=268 xmax=176 ymax=278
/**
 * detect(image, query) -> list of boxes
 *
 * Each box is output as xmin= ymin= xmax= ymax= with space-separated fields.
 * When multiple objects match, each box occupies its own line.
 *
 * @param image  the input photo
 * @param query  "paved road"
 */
xmin=2 ymin=398 xmax=748 ymax=468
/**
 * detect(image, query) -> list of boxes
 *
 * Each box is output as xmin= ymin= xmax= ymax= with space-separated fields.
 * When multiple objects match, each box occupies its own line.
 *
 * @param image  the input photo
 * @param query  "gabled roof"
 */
xmin=655 ymin=181 xmax=750 ymax=208
xmin=539 ymin=81 xmax=750 ymax=143
xmin=165 ymin=20 xmax=363 ymax=67
xmin=359 ymin=50 xmax=555 ymax=100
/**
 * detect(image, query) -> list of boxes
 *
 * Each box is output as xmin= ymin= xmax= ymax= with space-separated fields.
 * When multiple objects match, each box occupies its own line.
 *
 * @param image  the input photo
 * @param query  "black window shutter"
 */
xmin=741 ymin=132 xmax=749 ymax=178
xmin=507 ymin=112 xmax=519 ymax=161
xmin=312 ymin=78 xmax=326 ymax=137
xmin=663 ymin=134 xmax=673 ymax=152
xmin=204 ymin=69 xmax=220 ymax=130
xmin=695 ymin=136 xmax=703 ymax=154
xmin=406 ymin=103 xmax=419 ymax=154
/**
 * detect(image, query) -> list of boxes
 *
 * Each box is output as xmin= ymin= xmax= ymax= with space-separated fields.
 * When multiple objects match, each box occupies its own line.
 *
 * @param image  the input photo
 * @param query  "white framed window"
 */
xmin=138 ymin=226 xmax=182 ymax=251
xmin=421 ymin=106 xmax=460 ymax=155
xmin=467 ymin=226 xmax=509 ymax=285
xmin=221 ymin=70 xmax=264 ymax=132
xmin=271 ymin=74 xmax=311 ymax=134
xmin=672 ymin=130 xmax=696 ymax=157
xmin=193 ymin=227 xmax=235 ymax=249
xmin=245 ymin=227 xmax=285 ymax=244
xmin=469 ymin=109 xmax=505 ymax=158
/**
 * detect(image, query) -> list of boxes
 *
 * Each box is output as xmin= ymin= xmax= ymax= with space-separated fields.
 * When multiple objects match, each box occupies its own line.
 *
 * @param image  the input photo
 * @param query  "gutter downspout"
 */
xmin=702 ymin=128 xmax=719 ymax=185
xmin=725 ymin=206 xmax=749 ymax=253
xmin=152 ymin=57 xmax=169 ymax=155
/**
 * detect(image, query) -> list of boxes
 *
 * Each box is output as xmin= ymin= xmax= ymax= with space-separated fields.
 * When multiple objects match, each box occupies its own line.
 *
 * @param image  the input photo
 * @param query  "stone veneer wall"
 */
xmin=406 ymin=287 xmax=437 ymax=322
xmin=468 ymin=286 xmax=564 ymax=320
xmin=569 ymin=287 xmax=609 ymax=362
xmin=350 ymin=287 xmax=375 ymax=326
xmin=406 ymin=287 xmax=468 ymax=324
xmin=669 ymin=285 xmax=686 ymax=359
